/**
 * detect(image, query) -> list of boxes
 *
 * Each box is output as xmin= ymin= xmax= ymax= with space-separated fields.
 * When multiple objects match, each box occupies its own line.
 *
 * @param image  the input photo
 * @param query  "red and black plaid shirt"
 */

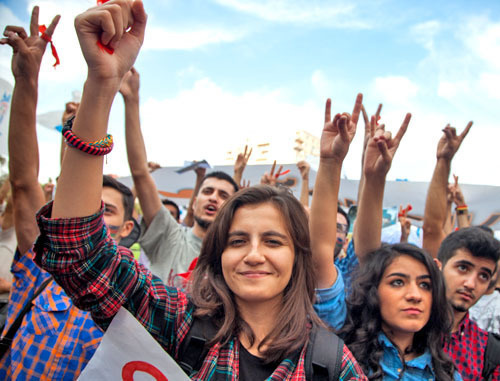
xmin=443 ymin=313 xmax=500 ymax=380
xmin=33 ymin=202 xmax=367 ymax=380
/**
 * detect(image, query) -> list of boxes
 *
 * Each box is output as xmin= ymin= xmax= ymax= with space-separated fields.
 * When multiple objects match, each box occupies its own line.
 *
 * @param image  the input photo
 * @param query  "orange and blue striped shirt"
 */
xmin=0 ymin=248 xmax=103 ymax=380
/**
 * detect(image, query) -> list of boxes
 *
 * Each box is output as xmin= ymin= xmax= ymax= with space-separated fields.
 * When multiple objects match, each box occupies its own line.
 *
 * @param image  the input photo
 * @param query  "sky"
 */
xmin=0 ymin=0 xmax=500 ymax=186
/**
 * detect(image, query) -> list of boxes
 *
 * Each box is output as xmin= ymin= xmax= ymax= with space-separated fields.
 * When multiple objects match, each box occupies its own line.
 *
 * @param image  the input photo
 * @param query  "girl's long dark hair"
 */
xmin=339 ymin=243 xmax=456 ymax=380
xmin=189 ymin=185 xmax=324 ymax=363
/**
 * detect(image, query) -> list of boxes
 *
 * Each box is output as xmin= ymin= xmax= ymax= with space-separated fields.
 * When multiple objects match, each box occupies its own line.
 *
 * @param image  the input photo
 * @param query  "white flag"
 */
xmin=78 ymin=307 xmax=191 ymax=381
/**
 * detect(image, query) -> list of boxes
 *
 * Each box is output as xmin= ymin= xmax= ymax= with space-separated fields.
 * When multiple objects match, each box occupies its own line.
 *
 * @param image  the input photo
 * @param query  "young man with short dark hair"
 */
xmin=423 ymin=123 xmax=500 ymax=379
xmin=119 ymin=69 xmax=238 ymax=284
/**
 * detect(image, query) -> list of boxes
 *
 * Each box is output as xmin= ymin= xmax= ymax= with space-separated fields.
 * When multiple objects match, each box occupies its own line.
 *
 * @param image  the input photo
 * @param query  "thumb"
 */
xmin=129 ymin=0 xmax=147 ymax=42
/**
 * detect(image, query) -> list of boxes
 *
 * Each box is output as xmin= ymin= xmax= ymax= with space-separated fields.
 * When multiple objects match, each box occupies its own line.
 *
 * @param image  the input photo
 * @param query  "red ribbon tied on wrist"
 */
xmin=39 ymin=25 xmax=60 ymax=67
xmin=96 ymin=0 xmax=115 ymax=54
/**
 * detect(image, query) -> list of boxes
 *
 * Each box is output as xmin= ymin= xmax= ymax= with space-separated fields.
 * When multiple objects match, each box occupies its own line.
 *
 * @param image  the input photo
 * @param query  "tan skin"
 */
xmin=354 ymin=111 xmax=411 ymax=260
xmin=423 ymin=122 xmax=472 ymax=258
xmin=1 ymin=7 xmax=60 ymax=255
xmin=310 ymin=95 xmax=362 ymax=288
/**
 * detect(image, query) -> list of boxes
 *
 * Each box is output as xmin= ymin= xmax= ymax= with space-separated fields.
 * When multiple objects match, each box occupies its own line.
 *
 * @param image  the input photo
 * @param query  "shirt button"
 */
xmin=397 ymin=368 xmax=401 ymax=372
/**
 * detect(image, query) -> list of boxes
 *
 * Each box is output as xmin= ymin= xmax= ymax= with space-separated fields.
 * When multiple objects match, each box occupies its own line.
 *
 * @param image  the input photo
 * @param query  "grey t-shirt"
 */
xmin=139 ymin=207 xmax=202 ymax=284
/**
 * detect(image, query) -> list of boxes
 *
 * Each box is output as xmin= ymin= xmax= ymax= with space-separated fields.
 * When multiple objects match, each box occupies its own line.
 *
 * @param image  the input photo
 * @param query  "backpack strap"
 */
xmin=0 ymin=277 xmax=52 ymax=360
xmin=178 ymin=303 xmax=218 ymax=376
xmin=305 ymin=325 xmax=344 ymax=381
xmin=482 ymin=332 xmax=500 ymax=381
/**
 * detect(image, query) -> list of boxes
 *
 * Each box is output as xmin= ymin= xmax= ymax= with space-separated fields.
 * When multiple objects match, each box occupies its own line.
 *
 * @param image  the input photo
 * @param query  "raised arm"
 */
xmin=59 ymin=101 xmax=79 ymax=165
xmin=1 ymin=7 xmax=60 ymax=254
xmin=52 ymin=0 xmax=146 ymax=219
xmin=297 ymin=160 xmax=310 ymax=208
xmin=449 ymin=174 xmax=470 ymax=229
xmin=310 ymin=95 xmax=361 ymax=288
xmin=120 ymin=67 xmax=162 ymax=227
xmin=182 ymin=164 xmax=206 ymax=227
xmin=353 ymin=112 xmax=411 ymax=260
xmin=233 ymin=145 xmax=252 ymax=188
xmin=353 ymin=103 xmax=381 ymax=242
xmin=423 ymin=123 xmax=472 ymax=257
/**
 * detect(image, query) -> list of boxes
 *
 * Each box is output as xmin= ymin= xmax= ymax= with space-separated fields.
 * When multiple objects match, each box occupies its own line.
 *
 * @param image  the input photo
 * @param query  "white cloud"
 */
xmin=373 ymin=76 xmax=419 ymax=107
xmin=311 ymin=69 xmax=332 ymax=98
xmin=143 ymin=26 xmax=246 ymax=50
xmin=133 ymin=78 xmax=323 ymax=168
xmin=213 ymin=0 xmax=370 ymax=28
xmin=411 ymin=20 xmax=441 ymax=51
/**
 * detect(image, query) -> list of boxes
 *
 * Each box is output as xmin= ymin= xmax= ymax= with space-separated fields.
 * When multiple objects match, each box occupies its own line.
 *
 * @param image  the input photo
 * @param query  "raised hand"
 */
xmin=361 ymin=103 xmax=382 ymax=155
xmin=234 ymin=145 xmax=252 ymax=176
xmin=297 ymin=160 xmax=310 ymax=180
xmin=362 ymin=112 xmax=411 ymax=176
xmin=62 ymin=102 xmax=80 ymax=124
xmin=320 ymin=94 xmax=362 ymax=161
xmin=0 ymin=6 xmax=60 ymax=79
xmin=74 ymin=0 xmax=147 ymax=82
xmin=436 ymin=122 xmax=472 ymax=161
xmin=260 ymin=160 xmax=283 ymax=186
xmin=147 ymin=161 xmax=161 ymax=173
xmin=449 ymin=174 xmax=466 ymax=206
xmin=398 ymin=205 xmax=412 ymax=243
xmin=119 ymin=67 xmax=140 ymax=98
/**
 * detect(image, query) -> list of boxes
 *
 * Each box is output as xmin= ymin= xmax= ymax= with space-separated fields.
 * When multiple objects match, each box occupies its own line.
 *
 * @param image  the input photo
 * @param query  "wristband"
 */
xmin=62 ymin=116 xmax=113 ymax=156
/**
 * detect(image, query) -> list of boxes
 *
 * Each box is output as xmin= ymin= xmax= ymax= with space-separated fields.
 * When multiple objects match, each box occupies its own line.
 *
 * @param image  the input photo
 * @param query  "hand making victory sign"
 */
xmin=0 ymin=6 xmax=60 ymax=79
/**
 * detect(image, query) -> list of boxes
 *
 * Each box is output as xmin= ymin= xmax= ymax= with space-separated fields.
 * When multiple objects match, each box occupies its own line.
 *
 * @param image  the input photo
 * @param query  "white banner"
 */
xmin=78 ymin=307 xmax=190 ymax=381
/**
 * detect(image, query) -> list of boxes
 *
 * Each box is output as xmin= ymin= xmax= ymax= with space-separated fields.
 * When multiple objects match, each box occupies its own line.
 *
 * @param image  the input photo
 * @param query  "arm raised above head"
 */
xmin=310 ymin=94 xmax=361 ymax=288
xmin=423 ymin=122 xmax=472 ymax=257
xmin=2 ymin=6 xmax=60 ymax=254
xmin=53 ymin=0 xmax=147 ymax=219
xmin=353 ymin=112 xmax=411 ymax=261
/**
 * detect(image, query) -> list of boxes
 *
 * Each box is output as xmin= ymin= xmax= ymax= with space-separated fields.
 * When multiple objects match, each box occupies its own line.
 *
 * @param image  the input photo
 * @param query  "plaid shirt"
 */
xmin=443 ymin=313 xmax=500 ymax=380
xmin=0 ymin=248 xmax=103 ymax=380
xmin=33 ymin=202 xmax=367 ymax=380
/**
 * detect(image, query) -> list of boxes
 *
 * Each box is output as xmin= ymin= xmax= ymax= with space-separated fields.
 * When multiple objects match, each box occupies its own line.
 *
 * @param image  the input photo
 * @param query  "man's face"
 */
xmin=441 ymin=248 xmax=496 ymax=312
xmin=334 ymin=212 xmax=349 ymax=258
xmin=192 ymin=177 xmax=235 ymax=230
xmin=102 ymin=186 xmax=134 ymax=244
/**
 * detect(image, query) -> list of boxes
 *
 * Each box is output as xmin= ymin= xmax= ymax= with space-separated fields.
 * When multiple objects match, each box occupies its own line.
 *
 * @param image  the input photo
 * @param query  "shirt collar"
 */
xmin=378 ymin=332 xmax=433 ymax=371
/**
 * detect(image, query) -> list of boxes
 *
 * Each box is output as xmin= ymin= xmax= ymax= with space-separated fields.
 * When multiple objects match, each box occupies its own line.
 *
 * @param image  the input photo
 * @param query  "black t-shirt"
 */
xmin=239 ymin=345 xmax=280 ymax=381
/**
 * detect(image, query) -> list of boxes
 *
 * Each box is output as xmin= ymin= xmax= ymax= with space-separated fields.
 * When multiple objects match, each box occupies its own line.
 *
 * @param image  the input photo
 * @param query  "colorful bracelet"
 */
xmin=455 ymin=205 xmax=468 ymax=215
xmin=62 ymin=116 xmax=114 ymax=156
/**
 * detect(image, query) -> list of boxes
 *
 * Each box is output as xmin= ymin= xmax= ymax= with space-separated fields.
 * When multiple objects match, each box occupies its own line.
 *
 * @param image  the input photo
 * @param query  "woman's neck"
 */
xmin=382 ymin=326 xmax=416 ymax=360
xmin=237 ymin=298 xmax=281 ymax=357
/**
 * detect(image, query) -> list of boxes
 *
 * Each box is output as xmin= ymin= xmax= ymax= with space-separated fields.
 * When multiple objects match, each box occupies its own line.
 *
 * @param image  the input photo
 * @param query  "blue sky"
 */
xmin=1 ymin=0 xmax=500 ymax=186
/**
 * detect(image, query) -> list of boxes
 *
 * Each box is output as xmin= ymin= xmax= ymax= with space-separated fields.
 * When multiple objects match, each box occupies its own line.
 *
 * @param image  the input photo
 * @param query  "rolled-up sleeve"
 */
xmin=314 ymin=265 xmax=346 ymax=330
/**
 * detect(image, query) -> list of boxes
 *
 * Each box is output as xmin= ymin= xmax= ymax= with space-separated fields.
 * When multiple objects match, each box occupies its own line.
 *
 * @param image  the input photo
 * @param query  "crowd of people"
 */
xmin=0 ymin=1 xmax=498 ymax=380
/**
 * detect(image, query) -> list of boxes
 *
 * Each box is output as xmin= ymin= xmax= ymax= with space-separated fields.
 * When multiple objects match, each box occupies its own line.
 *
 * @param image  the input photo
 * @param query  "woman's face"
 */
xmin=221 ymin=202 xmax=295 ymax=308
xmin=377 ymin=254 xmax=433 ymax=337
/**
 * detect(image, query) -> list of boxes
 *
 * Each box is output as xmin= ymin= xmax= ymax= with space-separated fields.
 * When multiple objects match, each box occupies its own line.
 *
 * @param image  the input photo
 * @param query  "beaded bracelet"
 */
xmin=62 ymin=116 xmax=113 ymax=156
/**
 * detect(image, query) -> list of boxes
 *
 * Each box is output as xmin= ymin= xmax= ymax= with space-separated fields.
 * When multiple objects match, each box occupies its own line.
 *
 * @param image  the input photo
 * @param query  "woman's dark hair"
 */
xmin=339 ymin=243 xmax=456 ymax=380
xmin=190 ymin=185 xmax=323 ymax=363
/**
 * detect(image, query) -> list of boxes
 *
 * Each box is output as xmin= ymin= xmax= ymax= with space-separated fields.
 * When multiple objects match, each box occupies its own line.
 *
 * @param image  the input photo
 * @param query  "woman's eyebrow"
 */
xmin=261 ymin=231 xmax=288 ymax=239
xmin=386 ymin=272 xmax=409 ymax=278
xmin=228 ymin=231 xmax=248 ymax=237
